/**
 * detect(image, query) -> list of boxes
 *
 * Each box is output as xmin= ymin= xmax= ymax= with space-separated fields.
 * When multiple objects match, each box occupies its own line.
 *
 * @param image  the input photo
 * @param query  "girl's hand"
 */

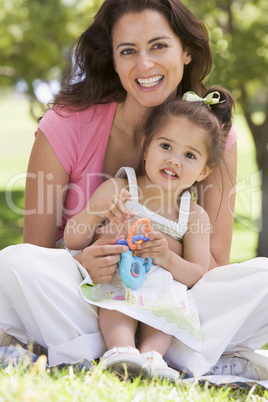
xmin=74 ymin=235 xmax=128 ymax=284
xmin=135 ymin=228 xmax=170 ymax=268
xmin=94 ymin=189 xmax=135 ymax=226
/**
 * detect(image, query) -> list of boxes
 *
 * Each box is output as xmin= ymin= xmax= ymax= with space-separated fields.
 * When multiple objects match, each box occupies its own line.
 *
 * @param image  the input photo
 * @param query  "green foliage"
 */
xmin=0 ymin=0 xmax=102 ymax=96
xmin=184 ymin=0 xmax=268 ymax=99
xmin=184 ymin=0 xmax=268 ymax=256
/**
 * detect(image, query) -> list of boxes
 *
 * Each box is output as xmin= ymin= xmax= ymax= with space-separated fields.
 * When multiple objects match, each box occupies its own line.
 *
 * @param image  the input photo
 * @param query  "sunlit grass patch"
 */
xmin=1 ymin=355 xmax=267 ymax=401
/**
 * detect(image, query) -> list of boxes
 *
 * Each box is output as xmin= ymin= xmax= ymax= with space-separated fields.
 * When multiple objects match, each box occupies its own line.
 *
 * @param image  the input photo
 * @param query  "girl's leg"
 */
xmin=138 ymin=323 xmax=179 ymax=381
xmin=98 ymin=309 xmax=150 ymax=378
xmin=138 ymin=323 xmax=172 ymax=356
xmin=99 ymin=308 xmax=137 ymax=349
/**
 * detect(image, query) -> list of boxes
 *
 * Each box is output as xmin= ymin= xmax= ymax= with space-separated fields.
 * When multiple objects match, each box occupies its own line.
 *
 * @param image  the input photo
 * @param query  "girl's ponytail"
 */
xmin=204 ymin=86 xmax=235 ymax=138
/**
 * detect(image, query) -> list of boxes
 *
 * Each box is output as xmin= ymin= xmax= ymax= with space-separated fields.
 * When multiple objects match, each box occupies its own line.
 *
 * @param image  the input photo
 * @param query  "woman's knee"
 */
xmin=0 ymin=244 xmax=30 ymax=281
xmin=0 ymin=244 xmax=69 ymax=283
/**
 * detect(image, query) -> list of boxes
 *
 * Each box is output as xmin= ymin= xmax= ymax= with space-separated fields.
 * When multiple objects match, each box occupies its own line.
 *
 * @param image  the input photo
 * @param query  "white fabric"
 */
xmin=0 ymin=244 xmax=106 ymax=366
xmin=80 ymin=267 xmax=202 ymax=350
xmin=0 ymin=244 xmax=268 ymax=375
xmin=116 ymin=167 xmax=190 ymax=240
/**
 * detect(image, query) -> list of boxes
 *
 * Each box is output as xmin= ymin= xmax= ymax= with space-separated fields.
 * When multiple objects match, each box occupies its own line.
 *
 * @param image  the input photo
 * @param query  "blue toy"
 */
xmin=117 ymin=218 xmax=152 ymax=290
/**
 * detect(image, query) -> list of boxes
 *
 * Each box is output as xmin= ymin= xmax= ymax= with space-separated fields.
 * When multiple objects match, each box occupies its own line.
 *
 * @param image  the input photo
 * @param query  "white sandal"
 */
xmin=142 ymin=350 xmax=180 ymax=381
xmin=100 ymin=346 xmax=150 ymax=379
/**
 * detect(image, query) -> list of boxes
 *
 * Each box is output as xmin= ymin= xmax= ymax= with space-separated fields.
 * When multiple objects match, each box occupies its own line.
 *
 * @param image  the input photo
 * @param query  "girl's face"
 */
xmin=112 ymin=10 xmax=191 ymax=109
xmin=143 ymin=116 xmax=212 ymax=194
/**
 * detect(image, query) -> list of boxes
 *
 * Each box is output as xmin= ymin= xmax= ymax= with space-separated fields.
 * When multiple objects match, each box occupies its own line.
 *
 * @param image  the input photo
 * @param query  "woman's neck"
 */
xmin=115 ymin=98 xmax=149 ymax=139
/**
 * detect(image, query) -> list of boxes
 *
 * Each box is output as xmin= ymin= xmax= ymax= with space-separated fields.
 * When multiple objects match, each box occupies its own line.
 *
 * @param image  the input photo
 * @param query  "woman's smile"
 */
xmin=136 ymin=75 xmax=164 ymax=88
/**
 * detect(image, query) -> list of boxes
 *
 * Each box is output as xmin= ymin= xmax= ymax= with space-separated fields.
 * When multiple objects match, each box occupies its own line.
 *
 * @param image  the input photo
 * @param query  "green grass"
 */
xmin=1 ymin=357 xmax=268 ymax=401
xmin=230 ymin=112 xmax=261 ymax=262
xmin=0 ymin=92 xmax=36 ymax=249
xmin=0 ymin=92 xmax=36 ymax=190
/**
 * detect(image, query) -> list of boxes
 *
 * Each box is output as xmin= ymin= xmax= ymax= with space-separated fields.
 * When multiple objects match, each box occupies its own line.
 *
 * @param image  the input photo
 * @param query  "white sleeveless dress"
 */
xmin=79 ymin=167 xmax=202 ymax=351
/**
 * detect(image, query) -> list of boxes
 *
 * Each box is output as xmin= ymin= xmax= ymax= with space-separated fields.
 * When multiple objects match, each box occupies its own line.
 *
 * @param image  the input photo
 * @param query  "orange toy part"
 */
xmin=127 ymin=218 xmax=151 ymax=250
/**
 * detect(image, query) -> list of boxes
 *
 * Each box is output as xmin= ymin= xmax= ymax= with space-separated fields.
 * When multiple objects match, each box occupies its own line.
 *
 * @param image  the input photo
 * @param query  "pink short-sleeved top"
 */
xmin=38 ymin=102 xmax=237 ymax=240
xmin=38 ymin=102 xmax=117 ymax=240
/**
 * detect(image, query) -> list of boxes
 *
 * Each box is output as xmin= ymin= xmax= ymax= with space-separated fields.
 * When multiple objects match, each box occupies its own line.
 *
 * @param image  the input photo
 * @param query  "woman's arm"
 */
xmin=197 ymin=143 xmax=237 ymax=269
xmin=23 ymin=129 xmax=69 ymax=247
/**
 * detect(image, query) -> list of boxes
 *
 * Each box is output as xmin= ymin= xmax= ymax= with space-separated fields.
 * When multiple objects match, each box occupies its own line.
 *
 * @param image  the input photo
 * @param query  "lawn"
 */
xmin=0 ymin=92 xmax=265 ymax=401
xmin=2 ymin=358 xmax=268 ymax=401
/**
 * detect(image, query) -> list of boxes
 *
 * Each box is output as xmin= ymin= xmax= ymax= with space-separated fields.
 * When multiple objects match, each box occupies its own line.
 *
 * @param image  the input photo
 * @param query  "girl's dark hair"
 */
xmin=53 ymin=0 xmax=212 ymax=110
xmin=139 ymin=86 xmax=234 ymax=173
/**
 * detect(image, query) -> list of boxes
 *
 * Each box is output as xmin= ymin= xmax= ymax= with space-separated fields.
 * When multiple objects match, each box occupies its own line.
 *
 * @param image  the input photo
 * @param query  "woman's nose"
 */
xmin=135 ymin=53 xmax=155 ymax=72
xmin=168 ymin=158 xmax=181 ymax=168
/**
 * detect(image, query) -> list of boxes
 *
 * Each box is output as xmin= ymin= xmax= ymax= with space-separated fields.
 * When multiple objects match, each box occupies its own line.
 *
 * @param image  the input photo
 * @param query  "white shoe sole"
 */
xmin=102 ymin=354 xmax=150 ymax=379
xmin=150 ymin=367 xmax=180 ymax=382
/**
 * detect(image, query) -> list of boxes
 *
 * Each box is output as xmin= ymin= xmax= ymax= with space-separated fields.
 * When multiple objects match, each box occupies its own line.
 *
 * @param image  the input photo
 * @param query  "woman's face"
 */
xmin=112 ymin=10 xmax=192 ymax=109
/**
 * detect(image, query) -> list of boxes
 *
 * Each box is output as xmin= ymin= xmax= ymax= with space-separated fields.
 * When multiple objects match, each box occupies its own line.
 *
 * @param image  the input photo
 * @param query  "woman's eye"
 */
xmin=161 ymin=143 xmax=171 ymax=150
xmin=185 ymin=152 xmax=195 ymax=159
xmin=120 ymin=48 xmax=136 ymax=56
xmin=152 ymin=43 xmax=168 ymax=50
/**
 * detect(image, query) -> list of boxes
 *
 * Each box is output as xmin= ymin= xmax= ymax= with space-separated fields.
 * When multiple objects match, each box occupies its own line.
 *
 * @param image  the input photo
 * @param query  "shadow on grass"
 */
xmin=0 ymin=190 xmax=24 ymax=250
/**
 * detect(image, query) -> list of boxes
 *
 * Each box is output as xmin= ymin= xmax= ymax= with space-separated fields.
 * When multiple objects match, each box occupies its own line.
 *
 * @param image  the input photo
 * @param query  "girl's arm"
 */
xmin=197 ymin=143 xmax=237 ymax=269
xmin=23 ymin=130 xmax=69 ymax=247
xmin=64 ymin=178 xmax=135 ymax=250
xmin=136 ymin=202 xmax=211 ymax=288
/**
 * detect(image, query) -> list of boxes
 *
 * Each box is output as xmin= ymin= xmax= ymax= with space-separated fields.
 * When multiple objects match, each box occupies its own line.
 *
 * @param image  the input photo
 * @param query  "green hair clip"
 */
xmin=182 ymin=91 xmax=224 ymax=105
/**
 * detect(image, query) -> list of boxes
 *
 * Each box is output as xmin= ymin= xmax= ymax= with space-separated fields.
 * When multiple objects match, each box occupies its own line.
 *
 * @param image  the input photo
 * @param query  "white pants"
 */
xmin=0 ymin=244 xmax=268 ymax=375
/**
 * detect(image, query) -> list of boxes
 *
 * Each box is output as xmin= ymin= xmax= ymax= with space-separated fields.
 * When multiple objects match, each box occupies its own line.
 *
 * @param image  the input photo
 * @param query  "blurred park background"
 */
xmin=0 ymin=0 xmax=267 ymax=261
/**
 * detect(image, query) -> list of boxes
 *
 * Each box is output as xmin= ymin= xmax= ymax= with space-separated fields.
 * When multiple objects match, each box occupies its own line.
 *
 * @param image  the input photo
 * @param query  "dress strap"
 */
xmin=177 ymin=191 xmax=191 ymax=237
xmin=115 ymin=167 xmax=139 ymax=201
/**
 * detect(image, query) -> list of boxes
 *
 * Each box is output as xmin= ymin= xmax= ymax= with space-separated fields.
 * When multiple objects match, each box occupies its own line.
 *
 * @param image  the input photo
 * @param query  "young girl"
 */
xmin=64 ymin=86 xmax=234 ymax=380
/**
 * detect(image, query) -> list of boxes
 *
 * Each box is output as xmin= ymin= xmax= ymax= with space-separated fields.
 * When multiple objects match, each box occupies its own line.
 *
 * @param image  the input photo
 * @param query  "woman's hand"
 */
xmin=74 ymin=235 xmax=128 ymax=284
xmin=134 ymin=228 xmax=171 ymax=268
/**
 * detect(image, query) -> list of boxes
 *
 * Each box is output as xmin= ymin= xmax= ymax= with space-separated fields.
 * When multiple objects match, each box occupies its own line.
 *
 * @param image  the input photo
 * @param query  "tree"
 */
xmin=184 ymin=0 xmax=268 ymax=257
xmin=0 ymin=0 xmax=103 ymax=114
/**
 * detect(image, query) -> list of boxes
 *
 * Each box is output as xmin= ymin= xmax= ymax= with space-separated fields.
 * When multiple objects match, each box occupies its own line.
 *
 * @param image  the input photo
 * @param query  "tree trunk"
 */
xmin=257 ymin=154 xmax=268 ymax=257
xmin=241 ymin=86 xmax=268 ymax=257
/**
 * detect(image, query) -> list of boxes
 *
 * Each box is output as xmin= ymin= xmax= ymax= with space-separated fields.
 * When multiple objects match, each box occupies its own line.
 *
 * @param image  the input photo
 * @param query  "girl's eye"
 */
xmin=161 ymin=143 xmax=171 ymax=150
xmin=185 ymin=152 xmax=195 ymax=159
xmin=120 ymin=48 xmax=136 ymax=56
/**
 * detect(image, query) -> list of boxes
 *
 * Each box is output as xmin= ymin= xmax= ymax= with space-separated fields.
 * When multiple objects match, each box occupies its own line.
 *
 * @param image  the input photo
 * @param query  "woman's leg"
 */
xmin=99 ymin=308 xmax=137 ymax=349
xmin=0 ymin=244 xmax=106 ymax=365
xmin=165 ymin=258 xmax=268 ymax=377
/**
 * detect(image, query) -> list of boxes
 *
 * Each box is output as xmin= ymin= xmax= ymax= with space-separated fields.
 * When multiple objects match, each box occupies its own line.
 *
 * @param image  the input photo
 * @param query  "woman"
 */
xmin=1 ymin=0 xmax=268 ymax=378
